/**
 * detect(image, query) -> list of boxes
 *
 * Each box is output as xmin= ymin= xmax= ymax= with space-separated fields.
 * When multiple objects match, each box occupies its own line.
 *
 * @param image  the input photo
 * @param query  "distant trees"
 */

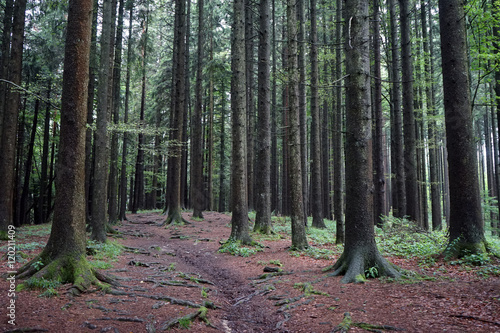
xmin=3 ymin=0 xmax=500 ymax=286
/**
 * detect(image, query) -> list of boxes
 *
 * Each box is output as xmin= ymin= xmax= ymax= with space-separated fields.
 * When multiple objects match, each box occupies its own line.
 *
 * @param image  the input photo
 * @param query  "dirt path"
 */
xmin=1 ymin=211 xmax=499 ymax=332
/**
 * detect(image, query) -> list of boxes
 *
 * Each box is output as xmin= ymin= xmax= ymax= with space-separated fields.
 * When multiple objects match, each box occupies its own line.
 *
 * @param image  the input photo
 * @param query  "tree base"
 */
xmin=444 ymin=238 xmax=488 ymax=259
xmin=327 ymin=247 xmax=401 ymax=283
xmin=16 ymin=252 xmax=112 ymax=295
xmin=161 ymin=208 xmax=189 ymax=226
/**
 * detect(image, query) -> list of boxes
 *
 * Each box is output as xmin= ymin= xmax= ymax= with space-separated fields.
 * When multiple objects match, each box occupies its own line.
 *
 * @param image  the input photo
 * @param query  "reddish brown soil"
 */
xmin=1 ymin=211 xmax=499 ymax=333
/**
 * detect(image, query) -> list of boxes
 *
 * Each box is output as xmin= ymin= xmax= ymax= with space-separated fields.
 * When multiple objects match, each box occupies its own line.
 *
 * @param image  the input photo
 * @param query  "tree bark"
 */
xmin=310 ymin=0 xmax=325 ymax=229
xmin=331 ymin=0 xmax=400 ymax=283
xmin=439 ymin=0 xmax=486 ymax=255
xmin=191 ymin=0 xmax=205 ymax=219
xmin=90 ymin=0 xmax=114 ymax=242
xmin=287 ymin=0 xmax=308 ymax=250
xmin=17 ymin=0 xmax=103 ymax=293
xmin=0 ymin=0 xmax=27 ymax=238
xmin=400 ymin=0 xmax=418 ymax=223
xmin=230 ymin=0 xmax=252 ymax=244
xmin=254 ymin=0 xmax=272 ymax=234
xmin=164 ymin=0 xmax=187 ymax=225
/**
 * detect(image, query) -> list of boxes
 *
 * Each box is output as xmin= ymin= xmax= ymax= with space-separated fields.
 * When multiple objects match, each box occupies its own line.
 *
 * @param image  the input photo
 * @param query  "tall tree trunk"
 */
xmin=191 ymin=0 xmax=205 ymax=218
xmin=119 ymin=2 xmax=134 ymax=221
xmin=0 ymin=0 xmax=26 ymax=237
xmin=270 ymin=0 xmax=278 ymax=214
xmin=334 ymin=0 xmax=345 ymax=244
xmin=0 ymin=0 xmax=14 ymax=143
xmin=164 ymin=0 xmax=187 ymax=225
xmin=287 ymin=0 xmax=308 ymax=250
xmin=218 ymin=79 xmax=227 ymax=213
xmin=17 ymin=0 xmax=104 ymax=293
xmin=38 ymin=80 xmax=52 ymax=225
xmin=229 ymin=0 xmax=252 ymax=244
xmin=310 ymin=0 xmax=325 ymax=229
xmin=400 ymin=0 xmax=418 ymax=222
xmin=298 ymin=0 xmax=308 ymax=220
xmin=254 ymin=0 xmax=272 ymax=234
xmin=246 ymin=0 xmax=255 ymax=211
xmin=90 ymin=0 xmax=114 ymax=242
xmin=331 ymin=0 xmax=400 ymax=283
xmin=109 ymin=0 xmax=124 ymax=224
xmin=439 ymin=0 xmax=486 ymax=255
xmin=373 ymin=0 xmax=386 ymax=227
xmin=389 ymin=0 xmax=406 ymax=218
xmin=132 ymin=5 xmax=148 ymax=213
xmin=19 ymin=99 xmax=39 ymax=226
xmin=422 ymin=0 xmax=442 ymax=231
xmin=85 ymin=0 xmax=99 ymax=224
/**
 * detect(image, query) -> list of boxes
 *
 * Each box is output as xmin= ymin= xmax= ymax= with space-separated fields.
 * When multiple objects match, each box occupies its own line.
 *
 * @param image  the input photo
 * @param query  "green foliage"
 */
xmin=31 ymin=259 xmax=44 ymax=271
xmin=178 ymin=317 xmax=191 ymax=329
xmin=20 ymin=277 xmax=62 ymax=298
xmin=376 ymin=216 xmax=447 ymax=260
xmin=86 ymin=240 xmax=123 ymax=270
xmin=306 ymin=218 xmax=337 ymax=246
xmin=364 ymin=265 xmax=379 ymax=279
xmin=293 ymin=282 xmax=329 ymax=296
xmin=218 ymin=240 xmax=263 ymax=257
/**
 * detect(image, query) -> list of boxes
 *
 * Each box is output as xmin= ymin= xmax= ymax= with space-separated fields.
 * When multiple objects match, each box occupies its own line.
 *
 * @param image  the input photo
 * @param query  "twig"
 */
xmin=450 ymin=314 xmax=500 ymax=327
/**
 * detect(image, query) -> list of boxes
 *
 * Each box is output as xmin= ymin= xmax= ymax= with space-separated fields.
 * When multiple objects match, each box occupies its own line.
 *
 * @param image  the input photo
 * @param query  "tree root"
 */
xmin=107 ymin=289 xmax=217 ymax=309
xmin=327 ymin=246 xmax=401 ymax=283
xmin=16 ymin=253 xmax=115 ymax=296
xmin=160 ymin=307 xmax=209 ymax=330
xmin=160 ymin=209 xmax=190 ymax=226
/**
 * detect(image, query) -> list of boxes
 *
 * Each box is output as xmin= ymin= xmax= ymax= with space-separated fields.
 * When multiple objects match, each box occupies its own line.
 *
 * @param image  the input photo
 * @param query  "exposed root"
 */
xmin=328 ymin=247 xmax=401 ymax=283
xmin=16 ymin=253 xmax=114 ymax=295
xmin=4 ymin=328 xmax=49 ymax=333
xmin=333 ymin=312 xmax=406 ymax=332
xmin=160 ymin=306 xmax=209 ymax=330
xmin=160 ymin=209 xmax=190 ymax=226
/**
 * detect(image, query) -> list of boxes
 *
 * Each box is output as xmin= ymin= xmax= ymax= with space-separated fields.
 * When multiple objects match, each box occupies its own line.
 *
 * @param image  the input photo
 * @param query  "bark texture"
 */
xmin=439 ymin=0 xmax=486 ymax=256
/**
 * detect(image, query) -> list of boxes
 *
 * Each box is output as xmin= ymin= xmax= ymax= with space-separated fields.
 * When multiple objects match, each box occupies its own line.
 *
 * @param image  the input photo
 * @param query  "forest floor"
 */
xmin=1 ymin=211 xmax=500 ymax=333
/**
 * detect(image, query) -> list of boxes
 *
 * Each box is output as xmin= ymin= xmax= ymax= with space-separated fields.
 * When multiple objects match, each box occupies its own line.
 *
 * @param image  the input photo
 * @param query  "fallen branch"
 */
xmin=450 ymin=314 xmax=500 ymax=327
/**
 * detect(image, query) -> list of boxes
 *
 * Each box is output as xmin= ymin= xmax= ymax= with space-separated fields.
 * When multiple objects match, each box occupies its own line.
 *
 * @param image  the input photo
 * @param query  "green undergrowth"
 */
xmin=86 ymin=240 xmax=123 ymax=270
xmin=218 ymin=240 xmax=264 ymax=257
xmin=17 ymin=276 xmax=62 ymax=298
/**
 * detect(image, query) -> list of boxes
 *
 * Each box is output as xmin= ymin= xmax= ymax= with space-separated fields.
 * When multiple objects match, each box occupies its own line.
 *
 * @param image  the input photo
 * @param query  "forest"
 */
xmin=0 ymin=0 xmax=500 ymax=331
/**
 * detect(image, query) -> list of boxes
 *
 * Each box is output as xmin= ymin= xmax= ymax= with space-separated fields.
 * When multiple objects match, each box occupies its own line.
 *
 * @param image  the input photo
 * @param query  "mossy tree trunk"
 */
xmin=17 ymin=0 xmax=104 ymax=293
xmin=439 ymin=0 xmax=487 ymax=256
xmin=330 ymin=0 xmax=400 ymax=283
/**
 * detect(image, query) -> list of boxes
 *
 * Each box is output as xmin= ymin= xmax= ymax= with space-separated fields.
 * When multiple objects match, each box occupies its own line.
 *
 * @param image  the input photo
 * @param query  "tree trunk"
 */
xmin=218 ymin=79 xmax=227 ymax=213
xmin=287 ymin=0 xmax=308 ymax=250
xmin=389 ymin=0 xmax=406 ymax=218
xmin=422 ymin=0 xmax=442 ymax=231
xmin=164 ymin=0 xmax=187 ymax=225
xmin=254 ymin=0 xmax=272 ymax=234
xmin=246 ymin=0 xmax=255 ymax=211
xmin=230 ymin=0 xmax=252 ymax=243
xmin=38 ymin=80 xmax=52 ymax=225
xmin=0 ymin=0 xmax=26 ymax=238
xmin=90 ymin=0 xmax=114 ymax=242
xmin=119 ymin=2 xmax=134 ymax=221
xmin=108 ymin=0 xmax=124 ymax=224
xmin=439 ymin=0 xmax=486 ymax=255
xmin=298 ymin=0 xmax=308 ymax=221
xmin=17 ymin=0 xmax=104 ymax=293
xmin=330 ymin=0 xmax=400 ymax=283
xmin=372 ymin=0 xmax=386 ymax=227
xmin=191 ymin=0 xmax=205 ymax=219
xmin=270 ymin=0 xmax=278 ymax=214
xmin=334 ymin=0 xmax=345 ymax=244
xmin=310 ymin=0 xmax=325 ymax=229
xmin=0 ymin=0 xmax=14 ymax=144
xmin=400 ymin=0 xmax=418 ymax=223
